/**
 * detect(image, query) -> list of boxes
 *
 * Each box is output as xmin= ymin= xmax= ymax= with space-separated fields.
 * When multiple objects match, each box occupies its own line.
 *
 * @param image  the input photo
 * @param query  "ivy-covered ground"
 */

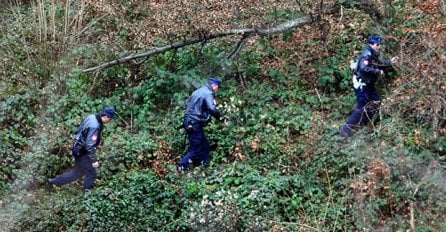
xmin=1 ymin=1 xmax=445 ymax=231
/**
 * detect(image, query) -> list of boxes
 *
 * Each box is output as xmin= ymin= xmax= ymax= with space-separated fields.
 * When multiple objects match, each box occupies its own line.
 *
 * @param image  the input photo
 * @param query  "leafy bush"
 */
xmin=1 ymin=1 xmax=446 ymax=231
xmin=82 ymin=170 xmax=186 ymax=231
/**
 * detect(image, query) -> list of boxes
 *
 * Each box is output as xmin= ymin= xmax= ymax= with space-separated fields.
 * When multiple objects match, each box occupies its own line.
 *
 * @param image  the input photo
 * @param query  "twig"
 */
xmin=409 ymin=182 xmax=420 ymax=230
xmin=269 ymin=220 xmax=319 ymax=231
xmin=408 ymin=161 xmax=436 ymax=231
xmin=315 ymin=88 xmax=323 ymax=109
xmin=410 ymin=200 xmax=415 ymax=230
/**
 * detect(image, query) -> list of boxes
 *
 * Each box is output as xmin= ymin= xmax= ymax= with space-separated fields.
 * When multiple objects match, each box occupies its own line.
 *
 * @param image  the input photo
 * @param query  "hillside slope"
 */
xmin=0 ymin=0 xmax=445 ymax=231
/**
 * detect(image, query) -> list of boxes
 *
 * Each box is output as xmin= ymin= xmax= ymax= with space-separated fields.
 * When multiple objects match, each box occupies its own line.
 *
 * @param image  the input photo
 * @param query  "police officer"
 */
xmin=340 ymin=35 xmax=398 ymax=138
xmin=177 ymin=77 xmax=225 ymax=172
xmin=48 ymin=107 xmax=116 ymax=191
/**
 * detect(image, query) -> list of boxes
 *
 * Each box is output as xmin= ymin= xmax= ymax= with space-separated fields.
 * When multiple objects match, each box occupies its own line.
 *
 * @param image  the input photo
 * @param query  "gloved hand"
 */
xmin=92 ymin=161 xmax=100 ymax=168
xmin=390 ymin=56 xmax=399 ymax=65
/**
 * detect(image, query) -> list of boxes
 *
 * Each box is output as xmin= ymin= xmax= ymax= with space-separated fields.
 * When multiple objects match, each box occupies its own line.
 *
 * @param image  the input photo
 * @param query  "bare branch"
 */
xmin=82 ymin=16 xmax=313 ymax=73
xmin=227 ymin=34 xmax=251 ymax=60
xmin=208 ymin=33 xmax=252 ymax=75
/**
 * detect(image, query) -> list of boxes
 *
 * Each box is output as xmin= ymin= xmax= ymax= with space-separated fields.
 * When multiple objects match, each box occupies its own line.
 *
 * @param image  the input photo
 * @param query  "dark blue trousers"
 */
xmin=177 ymin=119 xmax=210 ymax=171
xmin=51 ymin=154 xmax=97 ymax=189
xmin=340 ymin=86 xmax=381 ymax=137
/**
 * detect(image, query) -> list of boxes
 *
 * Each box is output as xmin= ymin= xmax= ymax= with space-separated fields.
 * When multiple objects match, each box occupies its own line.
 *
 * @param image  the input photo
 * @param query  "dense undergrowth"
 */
xmin=1 ymin=0 xmax=445 ymax=231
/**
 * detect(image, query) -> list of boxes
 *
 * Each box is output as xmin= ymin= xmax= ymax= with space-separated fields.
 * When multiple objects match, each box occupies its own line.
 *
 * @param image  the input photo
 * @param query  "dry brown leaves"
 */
xmin=412 ymin=0 xmax=443 ymax=15
xmin=230 ymin=142 xmax=247 ymax=162
xmin=249 ymin=135 xmax=260 ymax=153
xmin=349 ymin=157 xmax=395 ymax=202
xmin=151 ymin=140 xmax=173 ymax=177
xmin=439 ymin=127 xmax=446 ymax=136
xmin=383 ymin=2 xmax=446 ymax=129
xmin=81 ymin=0 xmax=314 ymax=49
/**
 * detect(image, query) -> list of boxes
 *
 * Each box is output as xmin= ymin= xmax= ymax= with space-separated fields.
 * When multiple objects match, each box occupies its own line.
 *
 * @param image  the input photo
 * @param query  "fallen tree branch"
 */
xmin=208 ymin=33 xmax=252 ymax=75
xmin=82 ymin=16 xmax=313 ymax=73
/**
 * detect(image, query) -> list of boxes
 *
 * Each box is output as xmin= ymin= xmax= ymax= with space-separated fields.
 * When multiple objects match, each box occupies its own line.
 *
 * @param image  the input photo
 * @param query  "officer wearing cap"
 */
xmin=340 ymin=35 xmax=398 ymax=138
xmin=48 ymin=107 xmax=116 ymax=191
xmin=177 ymin=77 xmax=225 ymax=172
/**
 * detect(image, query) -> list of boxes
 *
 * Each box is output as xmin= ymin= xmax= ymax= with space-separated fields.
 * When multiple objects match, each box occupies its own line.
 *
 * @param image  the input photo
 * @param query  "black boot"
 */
xmin=47 ymin=179 xmax=55 ymax=193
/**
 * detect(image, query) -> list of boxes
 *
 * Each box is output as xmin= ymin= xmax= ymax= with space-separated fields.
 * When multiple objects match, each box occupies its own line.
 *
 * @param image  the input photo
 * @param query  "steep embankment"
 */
xmin=0 ymin=1 xmax=445 ymax=231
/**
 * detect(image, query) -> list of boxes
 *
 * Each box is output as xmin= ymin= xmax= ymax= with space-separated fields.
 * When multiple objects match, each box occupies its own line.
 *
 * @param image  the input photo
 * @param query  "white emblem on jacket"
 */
xmin=352 ymin=75 xmax=366 ymax=90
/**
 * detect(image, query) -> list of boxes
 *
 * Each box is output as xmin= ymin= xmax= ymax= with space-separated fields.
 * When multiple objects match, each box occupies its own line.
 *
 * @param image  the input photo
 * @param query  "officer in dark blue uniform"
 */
xmin=48 ymin=107 xmax=116 ymax=191
xmin=177 ymin=77 xmax=225 ymax=172
xmin=340 ymin=35 xmax=398 ymax=138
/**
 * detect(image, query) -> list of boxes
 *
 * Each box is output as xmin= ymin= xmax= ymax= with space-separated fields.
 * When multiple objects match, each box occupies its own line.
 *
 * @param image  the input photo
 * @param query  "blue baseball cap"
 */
xmin=368 ymin=35 xmax=383 ymax=44
xmin=102 ymin=107 xmax=116 ymax=119
xmin=208 ymin=77 xmax=221 ymax=87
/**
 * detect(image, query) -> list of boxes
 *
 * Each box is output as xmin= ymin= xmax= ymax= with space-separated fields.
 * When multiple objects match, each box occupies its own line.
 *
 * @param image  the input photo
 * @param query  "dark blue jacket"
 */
xmin=184 ymin=84 xmax=221 ymax=123
xmin=355 ymin=46 xmax=391 ymax=85
xmin=74 ymin=114 xmax=104 ymax=162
